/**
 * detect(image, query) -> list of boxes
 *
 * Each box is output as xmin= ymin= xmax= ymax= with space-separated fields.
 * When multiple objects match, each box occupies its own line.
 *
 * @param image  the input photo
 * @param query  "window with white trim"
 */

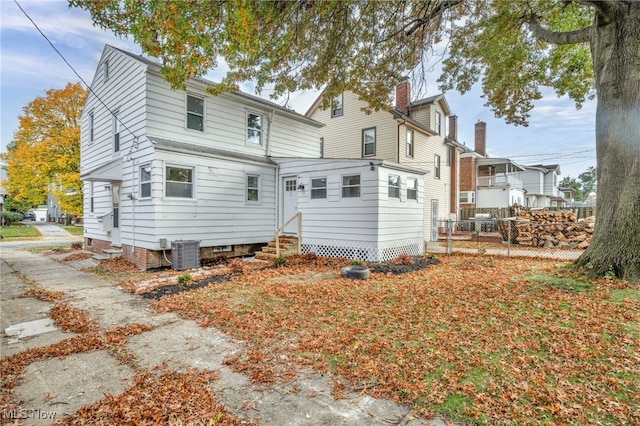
xmin=165 ymin=165 xmax=194 ymax=198
xmin=446 ymin=146 xmax=452 ymax=166
xmin=89 ymin=113 xmax=94 ymax=143
xmin=342 ymin=174 xmax=361 ymax=198
xmin=89 ymin=182 xmax=94 ymax=213
xmin=362 ymin=128 xmax=375 ymax=157
xmin=406 ymin=129 xmax=414 ymax=157
xmin=388 ymin=175 xmax=400 ymax=198
xmin=331 ymin=93 xmax=343 ymax=117
xmin=104 ymin=59 xmax=109 ymax=81
xmin=459 ymin=191 xmax=475 ymax=204
xmin=247 ymin=112 xmax=262 ymax=145
xmin=247 ymin=174 xmax=260 ymax=201
xmin=140 ymin=165 xmax=152 ymax=199
xmin=311 ymin=177 xmax=327 ymax=199
xmin=113 ymin=111 xmax=120 ymax=152
xmin=187 ymin=94 xmax=204 ymax=131
xmin=434 ymin=154 xmax=441 ymax=179
xmin=407 ymin=178 xmax=417 ymax=200
xmin=435 ymin=111 xmax=442 ymax=134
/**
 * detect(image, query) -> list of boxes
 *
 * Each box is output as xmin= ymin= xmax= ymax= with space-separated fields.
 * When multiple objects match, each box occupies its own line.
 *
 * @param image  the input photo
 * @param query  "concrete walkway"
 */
xmin=1 ymin=243 xmax=447 ymax=425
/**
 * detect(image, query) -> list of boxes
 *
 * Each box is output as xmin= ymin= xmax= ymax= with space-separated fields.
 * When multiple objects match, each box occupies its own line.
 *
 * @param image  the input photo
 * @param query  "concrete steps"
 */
xmin=92 ymin=248 xmax=123 ymax=263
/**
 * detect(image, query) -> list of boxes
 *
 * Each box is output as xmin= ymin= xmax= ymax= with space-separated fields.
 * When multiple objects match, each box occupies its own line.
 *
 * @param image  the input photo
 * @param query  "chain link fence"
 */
xmin=431 ymin=217 xmax=595 ymax=261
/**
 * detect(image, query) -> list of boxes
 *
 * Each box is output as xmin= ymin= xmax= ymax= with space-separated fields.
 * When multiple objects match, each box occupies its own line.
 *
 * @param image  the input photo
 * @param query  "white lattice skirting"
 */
xmin=301 ymin=238 xmax=424 ymax=263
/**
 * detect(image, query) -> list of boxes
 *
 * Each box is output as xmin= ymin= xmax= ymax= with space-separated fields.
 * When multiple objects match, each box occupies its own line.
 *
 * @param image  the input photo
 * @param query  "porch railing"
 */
xmin=274 ymin=211 xmax=302 ymax=257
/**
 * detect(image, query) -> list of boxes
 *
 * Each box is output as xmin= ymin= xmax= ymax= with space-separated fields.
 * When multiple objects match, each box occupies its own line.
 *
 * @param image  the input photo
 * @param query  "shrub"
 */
xmin=71 ymin=242 xmax=83 ymax=250
xmin=392 ymin=253 xmax=414 ymax=266
xmin=177 ymin=273 xmax=193 ymax=285
xmin=274 ymin=256 xmax=286 ymax=267
xmin=350 ymin=260 xmax=364 ymax=266
xmin=0 ymin=211 xmax=24 ymax=226
xmin=227 ymin=258 xmax=245 ymax=274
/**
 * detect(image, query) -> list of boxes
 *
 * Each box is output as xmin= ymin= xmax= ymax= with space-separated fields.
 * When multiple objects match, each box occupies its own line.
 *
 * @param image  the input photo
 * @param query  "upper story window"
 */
xmin=113 ymin=112 xmax=120 ymax=152
xmin=186 ymin=94 xmax=204 ymax=131
xmin=446 ymin=146 xmax=453 ymax=166
xmin=247 ymin=112 xmax=262 ymax=145
xmin=434 ymin=154 xmax=441 ymax=179
xmin=89 ymin=113 xmax=94 ymax=143
xmin=166 ymin=165 xmax=194 ymax=198
xmin=247 ymin=174 xmax=260 ymax=201
xmin=331 ymin=93 xmax=343 ymax=117
xmin=89 ymin=182 xmax=94 ymax=213
xmin=362 ymin=127 xmax=376 ymax=157
xmin=104 ymin=59 xmax=109 ymax=81
xmin=406 ymin=129 xmax=414 ymax=157
xmin=388 ymin=175 xmax=400 ymax=198
xmin=140 ymin=165 xmax=152 ymax=199
xmin=342 ymin=174 xmax=361 ymax=198
xmin=311 ymin=177 xmax=327 ymax=199
xmin=435 ymin=111 xmax=442 ymax=135
xmin=407 ymin=178 xmax=417 ymax=200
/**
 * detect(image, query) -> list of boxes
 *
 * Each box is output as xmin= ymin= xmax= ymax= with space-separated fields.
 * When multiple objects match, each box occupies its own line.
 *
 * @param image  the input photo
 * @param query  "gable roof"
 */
xmin=106 ymin=45 xmax=323 ymax=128
xmin=409 ymin=94 xmax=452 ymax=116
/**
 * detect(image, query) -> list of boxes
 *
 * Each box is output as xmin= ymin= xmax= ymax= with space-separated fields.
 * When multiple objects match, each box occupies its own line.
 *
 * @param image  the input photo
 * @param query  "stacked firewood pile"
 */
xmin=499 ymin=210 xmax=595 ymax=249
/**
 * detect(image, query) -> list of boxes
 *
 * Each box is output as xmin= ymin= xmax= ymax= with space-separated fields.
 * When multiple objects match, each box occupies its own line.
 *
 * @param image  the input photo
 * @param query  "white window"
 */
xmin=406 ymin=129 xmax=414 ymax=158
xmin=388 ymin=175 xmax=399 ymax=198
xmin=459 ymin=191 xmax=476 ymax=204
xmin=89 ymin=182 xmax=94 ymax=213
xmin=331 ymin=93 xmax=343 ymax=117
xmin=104 ymin=59 xmax=109 ymax=81
xmin=407 ymin=178 xmax=417 ymax=200
xmin=434 ymin=154 xmax=441 ymax=179
xmin=311 ymin=177 xmax=327 ymax=199
xmin=187 ymin=94 xmax=204 ymax=131
xmin=435 ymin=111 xmax=442 ymax=135
xmin=89 ymin=113 xmax=94 ymax=143
xmin=342 ymin=174 xmax=361 ymax=198
xmin=113 ymin=111 xmax=120 ymax=152
xmin=165 ymin=165 xmax=194 ymax=198
xmin=140 ymin=165 xmax=152 ymax=199
xmin=446 ymin=146 xmax=452 ymax=166
xmin=247 ymin=174 xmax=260 ymax=201
xmin=362 ymin=128 xmax=376 ymax=157
xmin=247 ymin=112 xmax=262 ymax=145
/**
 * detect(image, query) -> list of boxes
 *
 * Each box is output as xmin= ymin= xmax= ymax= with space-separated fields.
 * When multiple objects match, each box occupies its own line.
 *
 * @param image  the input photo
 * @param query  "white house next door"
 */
xmin=282 ymin=177 xmax=298 ymax=234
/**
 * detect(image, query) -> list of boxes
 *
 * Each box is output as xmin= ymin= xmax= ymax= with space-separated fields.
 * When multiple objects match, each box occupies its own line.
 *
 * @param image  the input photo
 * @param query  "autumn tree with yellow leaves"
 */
xmin=2 ymin=82 xmax=87 ymax=218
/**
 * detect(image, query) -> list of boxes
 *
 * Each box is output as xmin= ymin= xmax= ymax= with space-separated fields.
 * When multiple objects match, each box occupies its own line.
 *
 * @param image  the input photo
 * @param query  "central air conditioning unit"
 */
xmin=171 ymin=240 xmax=200 ymax=270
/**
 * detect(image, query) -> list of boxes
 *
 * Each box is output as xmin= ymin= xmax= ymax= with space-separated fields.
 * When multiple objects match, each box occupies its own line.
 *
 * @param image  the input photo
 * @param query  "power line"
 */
xmin=14 ymin=0 xmax=141 ymax=156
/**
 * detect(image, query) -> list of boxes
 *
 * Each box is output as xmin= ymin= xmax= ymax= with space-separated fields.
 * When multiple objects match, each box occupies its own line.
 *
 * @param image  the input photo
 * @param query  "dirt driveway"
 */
xmin=1 ymin=247 xmax=446 ymax=425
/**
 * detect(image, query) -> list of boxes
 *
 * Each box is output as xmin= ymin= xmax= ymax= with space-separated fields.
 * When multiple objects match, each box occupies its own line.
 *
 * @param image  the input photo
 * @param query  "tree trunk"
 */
xmin=576 ymin=5 xmax=640 ymax=282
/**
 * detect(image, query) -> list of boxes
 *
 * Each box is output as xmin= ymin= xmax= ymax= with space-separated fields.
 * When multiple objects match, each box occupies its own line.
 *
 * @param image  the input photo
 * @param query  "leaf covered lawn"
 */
xmin=153 ymin=255 xmax=640 ymax=425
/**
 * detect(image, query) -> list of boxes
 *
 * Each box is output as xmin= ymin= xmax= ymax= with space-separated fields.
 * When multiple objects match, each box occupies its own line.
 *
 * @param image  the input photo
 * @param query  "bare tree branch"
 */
xmin=528 ymin=14 xmax=592 ymax=45
xmin=573 ymin=0 xmax=621 ymax=17
xmin=404 ymin=0 xmax=463 ymax=36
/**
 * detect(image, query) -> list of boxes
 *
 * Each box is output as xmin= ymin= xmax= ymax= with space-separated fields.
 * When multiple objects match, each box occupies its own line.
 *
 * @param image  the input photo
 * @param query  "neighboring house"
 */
xmin=559 ymin=187 xmax=576 ymax=206
xmin=459 ymin=121 xmax=526 ymax=211
xmin=80 ymin=45 xmax=425 ymax=268
xmin=306 ymin=79 xmax=465 ymax=242
xmin=521 ymin=164 xmax=563 ymax=208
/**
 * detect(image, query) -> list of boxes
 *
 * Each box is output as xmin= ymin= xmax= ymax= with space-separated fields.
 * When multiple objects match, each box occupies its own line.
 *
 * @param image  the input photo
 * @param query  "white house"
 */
xmin=521 ymin=164 xmax=563 ymax=208
xmin=80 ymin=45 xmax=425 ymax=268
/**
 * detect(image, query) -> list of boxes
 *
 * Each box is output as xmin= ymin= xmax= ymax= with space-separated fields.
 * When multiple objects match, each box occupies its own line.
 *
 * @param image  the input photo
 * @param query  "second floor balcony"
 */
xmin=477 ymin=173 xmax=523 ymax=189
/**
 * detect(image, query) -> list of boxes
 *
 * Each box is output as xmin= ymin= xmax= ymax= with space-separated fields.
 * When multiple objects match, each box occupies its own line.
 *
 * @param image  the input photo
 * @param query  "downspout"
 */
xmin=266 ymin=109 xmax=274 ymax=157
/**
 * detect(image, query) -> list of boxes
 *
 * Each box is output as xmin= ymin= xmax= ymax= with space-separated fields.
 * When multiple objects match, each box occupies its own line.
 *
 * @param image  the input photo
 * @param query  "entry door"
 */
xmin=111 ymin=184 xmax=121 ymax=246
xmin=431 ymin=199 xmax=439 ymax=242
xmin=282 ymin=177 xmax=298 ymax=234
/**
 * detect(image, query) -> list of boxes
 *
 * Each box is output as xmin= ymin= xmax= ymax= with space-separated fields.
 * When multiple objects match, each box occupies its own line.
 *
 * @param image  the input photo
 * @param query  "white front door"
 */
xmin=431 ymin=199 xmax=439 ymax=242
xmin=282 ymin=177 xmax=298 ymax=234
xmin=111 ymin=184 xmax=121 ymax=246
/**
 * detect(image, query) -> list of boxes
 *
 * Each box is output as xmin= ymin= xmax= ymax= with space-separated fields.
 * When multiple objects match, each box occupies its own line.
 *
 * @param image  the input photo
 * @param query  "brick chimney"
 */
xmin=474 ymin=121 xmax=487 ymax=157
xmin=395 ymin=78 xmax=410 ymax=113
xmin=448 ymin=115 xmax=458 ymax=141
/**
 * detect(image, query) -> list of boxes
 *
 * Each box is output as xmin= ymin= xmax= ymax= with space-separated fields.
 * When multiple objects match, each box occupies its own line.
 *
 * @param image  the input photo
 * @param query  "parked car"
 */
xmin=23 ymin=211 xmax=36 ymax=221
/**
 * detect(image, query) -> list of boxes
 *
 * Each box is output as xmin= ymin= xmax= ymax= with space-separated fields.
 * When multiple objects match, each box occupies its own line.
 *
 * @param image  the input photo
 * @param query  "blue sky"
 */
xmin=1 ymin=0 xmax=596 ymax=179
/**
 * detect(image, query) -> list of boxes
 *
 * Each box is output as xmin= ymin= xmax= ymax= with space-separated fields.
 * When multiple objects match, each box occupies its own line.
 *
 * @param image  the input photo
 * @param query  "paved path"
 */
xmin=1 ymin=244 xmax=447 ymax=425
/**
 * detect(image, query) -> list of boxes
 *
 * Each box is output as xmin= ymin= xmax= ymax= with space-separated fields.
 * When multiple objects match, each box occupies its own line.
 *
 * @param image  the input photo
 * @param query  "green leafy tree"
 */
xmin=1 ymin=83 xmax=87 ymax=217
xmin=71 ymin=0 xmax=640 ymax=281
xmin=560 ymin=166 xmax=597 ymax=202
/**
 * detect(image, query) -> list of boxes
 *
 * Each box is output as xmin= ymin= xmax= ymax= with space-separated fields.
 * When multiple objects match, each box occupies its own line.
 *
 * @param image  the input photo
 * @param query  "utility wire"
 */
xmin=14 ymin=0 xmax=141 ymax=154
